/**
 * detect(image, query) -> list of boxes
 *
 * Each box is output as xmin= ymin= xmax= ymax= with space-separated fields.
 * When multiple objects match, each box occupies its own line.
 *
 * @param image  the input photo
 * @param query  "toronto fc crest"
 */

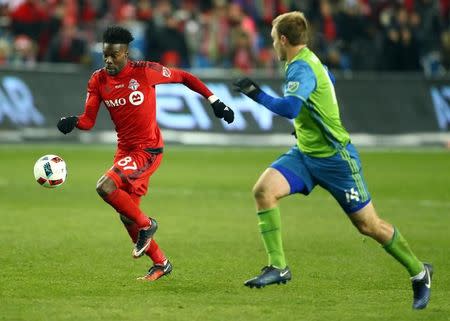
xmin=128 ymin=79 xmax=140 ymax=91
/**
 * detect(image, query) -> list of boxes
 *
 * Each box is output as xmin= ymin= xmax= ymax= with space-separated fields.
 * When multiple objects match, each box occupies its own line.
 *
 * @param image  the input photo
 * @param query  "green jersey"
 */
xmin=284 ymin=47 xmax=350 ymax=157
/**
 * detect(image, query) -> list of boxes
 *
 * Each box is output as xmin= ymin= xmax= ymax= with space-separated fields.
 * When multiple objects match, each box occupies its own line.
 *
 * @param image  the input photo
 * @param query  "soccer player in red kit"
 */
xmin=57 ymin=26 xmax=234 ymax=281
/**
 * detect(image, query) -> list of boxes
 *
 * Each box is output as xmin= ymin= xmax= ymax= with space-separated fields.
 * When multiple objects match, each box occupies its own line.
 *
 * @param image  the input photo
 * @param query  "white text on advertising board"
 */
xmin=156 ymin=83 xmax=291 ymax=131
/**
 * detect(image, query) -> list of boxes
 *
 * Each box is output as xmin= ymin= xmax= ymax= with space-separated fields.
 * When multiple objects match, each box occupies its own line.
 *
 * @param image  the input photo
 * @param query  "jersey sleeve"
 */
xmin=145 ymin=62 xmax=213 ymax=98
xmin=284 ymin=60 xmax=317 ymax=103
xmin=77 ymin=72 xmax=102 ymax=130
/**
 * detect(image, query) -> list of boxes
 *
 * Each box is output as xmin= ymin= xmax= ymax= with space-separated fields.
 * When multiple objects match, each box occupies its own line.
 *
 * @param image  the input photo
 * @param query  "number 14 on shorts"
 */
xmin=345 ymin=188 xmax=360 ymax=202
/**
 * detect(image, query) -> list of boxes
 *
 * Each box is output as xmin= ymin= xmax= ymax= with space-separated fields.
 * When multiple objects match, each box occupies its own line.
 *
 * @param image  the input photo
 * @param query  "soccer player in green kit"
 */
xmin=233 ymin=11 xmax=432 ymax=309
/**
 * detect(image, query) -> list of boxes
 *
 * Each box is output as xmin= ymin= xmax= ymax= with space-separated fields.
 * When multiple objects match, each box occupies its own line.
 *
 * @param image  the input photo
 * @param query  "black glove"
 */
xmin=211 ymin=99 xmax=234 ymax=124
xmin=57 ymin=116 xmax=78 ymax=134
xmin=233 ymin=77 xmax=261 ymax=100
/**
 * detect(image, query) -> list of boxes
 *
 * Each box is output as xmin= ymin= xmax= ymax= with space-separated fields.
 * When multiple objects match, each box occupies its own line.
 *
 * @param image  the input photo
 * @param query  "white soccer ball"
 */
xmin=33 ymin=154 xmax=67 ymax=188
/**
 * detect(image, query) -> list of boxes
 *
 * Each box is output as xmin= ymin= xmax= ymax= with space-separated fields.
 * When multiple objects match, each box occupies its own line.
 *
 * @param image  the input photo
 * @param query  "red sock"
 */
xmin=104 ymin=189 xmax=150 ymax=228
xmin=123 ymin=222 xmax=166 ymax=264
xmin=147 ymin=239 xmax=166 ymax=264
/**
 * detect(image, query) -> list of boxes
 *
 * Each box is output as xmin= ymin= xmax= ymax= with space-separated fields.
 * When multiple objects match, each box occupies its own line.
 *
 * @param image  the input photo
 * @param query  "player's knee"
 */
xmin=96 ymin=176 xmax=117 ymax=198
xmin=252 ymin=184 xmax=265 ymax=201
xmin=253 ymin=183 xmax=275 ymax=205
xmin=356 ymin=223 xmax=372 ymax=236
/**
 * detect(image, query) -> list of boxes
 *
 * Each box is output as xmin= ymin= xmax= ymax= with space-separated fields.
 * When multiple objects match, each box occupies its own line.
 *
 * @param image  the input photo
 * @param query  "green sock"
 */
xmin=383 ymin=227 xmax=424 ymax=277
xmin=257 ymin=207 xmax=286 ymax=269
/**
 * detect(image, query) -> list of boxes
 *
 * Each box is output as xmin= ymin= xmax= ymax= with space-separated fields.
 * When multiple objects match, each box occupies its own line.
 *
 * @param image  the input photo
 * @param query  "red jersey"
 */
xmin=77 ymin=61 xmax=213 ymax=150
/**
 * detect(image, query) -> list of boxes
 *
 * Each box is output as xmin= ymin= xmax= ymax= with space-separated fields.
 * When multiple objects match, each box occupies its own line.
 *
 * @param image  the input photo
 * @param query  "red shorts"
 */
xmin=105 ymin=148 xmax=163 ymax=196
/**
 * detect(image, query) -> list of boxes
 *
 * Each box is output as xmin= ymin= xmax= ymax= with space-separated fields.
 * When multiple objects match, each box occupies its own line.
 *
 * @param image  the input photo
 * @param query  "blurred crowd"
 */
xmin=0 ymin=0 xmax=449 ymax=75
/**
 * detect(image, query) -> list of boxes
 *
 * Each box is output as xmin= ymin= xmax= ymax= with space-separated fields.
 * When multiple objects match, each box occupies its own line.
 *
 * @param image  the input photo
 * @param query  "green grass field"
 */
xmin=0 ymin=144 xmax=449 ymax=321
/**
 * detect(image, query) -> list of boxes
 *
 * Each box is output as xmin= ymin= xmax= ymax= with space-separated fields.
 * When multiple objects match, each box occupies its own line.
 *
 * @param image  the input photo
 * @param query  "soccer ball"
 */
xmin=33 ymin=154 xmax=67 ymax=188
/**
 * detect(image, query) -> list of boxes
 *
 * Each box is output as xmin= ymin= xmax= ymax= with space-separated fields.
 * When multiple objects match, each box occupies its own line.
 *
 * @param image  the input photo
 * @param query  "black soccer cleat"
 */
xmin=244 ymin=265 xmax=292 ymax=288
xmin=132 ymin=218 xmax=158 ymax=258
xmin=412 ymin=263 xmax=433 ymax=310
xmin=137 ymin=260 xmax=173 ymax=281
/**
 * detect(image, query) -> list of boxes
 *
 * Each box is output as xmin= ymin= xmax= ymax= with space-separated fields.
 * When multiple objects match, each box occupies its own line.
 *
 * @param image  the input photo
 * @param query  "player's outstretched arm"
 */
xmin=171 ymin=69 xmax=234 ymax=124
xmin=234 ymin=77 xmax=302 ymax=119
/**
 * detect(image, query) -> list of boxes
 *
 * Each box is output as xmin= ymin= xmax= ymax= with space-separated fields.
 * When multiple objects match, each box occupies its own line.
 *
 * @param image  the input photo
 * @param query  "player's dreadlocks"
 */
xmin=103 ymin=26 xmax=134 ymax=44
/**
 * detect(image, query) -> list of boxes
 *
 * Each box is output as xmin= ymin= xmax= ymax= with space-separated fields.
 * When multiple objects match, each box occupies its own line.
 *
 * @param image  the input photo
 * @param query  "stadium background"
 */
xmin=0 ymin=1 xmax=449 ymax=321
xmin=0 ymin=0 xmax=449 ymax=145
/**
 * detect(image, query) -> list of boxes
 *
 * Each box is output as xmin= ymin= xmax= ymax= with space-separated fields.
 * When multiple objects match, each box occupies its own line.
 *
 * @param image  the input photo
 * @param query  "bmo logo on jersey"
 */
xmin=129 ymin=91 xmax=144 ymax=106
xmin=104 ymin=98 xmax=126 ymax=107
xmin=104 ymin=91 xmax=144 ymax=107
